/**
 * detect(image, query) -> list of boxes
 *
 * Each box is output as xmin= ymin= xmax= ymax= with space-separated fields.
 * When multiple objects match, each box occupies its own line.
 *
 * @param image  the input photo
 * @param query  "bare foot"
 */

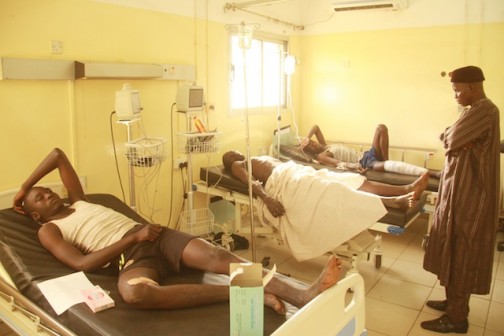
xmin=383 ymin=192 xmax=416 ymax=209
xmin=265 ymin=293 xmax=286 ymax=315
xmin=410 ymin=172 xmax=429 ymax=199
xmin=301 ymin=255 xmax=342 ymax=306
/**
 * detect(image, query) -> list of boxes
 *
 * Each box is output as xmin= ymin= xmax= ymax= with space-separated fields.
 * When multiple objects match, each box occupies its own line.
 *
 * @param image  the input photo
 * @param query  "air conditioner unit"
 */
xmin=332 ymin=0 xmax=407 ymax=12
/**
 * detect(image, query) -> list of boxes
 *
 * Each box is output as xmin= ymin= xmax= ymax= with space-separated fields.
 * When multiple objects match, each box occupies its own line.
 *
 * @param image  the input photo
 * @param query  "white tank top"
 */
xmin=50 ymin=200 xmax=138 ymax=254
xmin=326 ymin=143 xmax=363 ymax=163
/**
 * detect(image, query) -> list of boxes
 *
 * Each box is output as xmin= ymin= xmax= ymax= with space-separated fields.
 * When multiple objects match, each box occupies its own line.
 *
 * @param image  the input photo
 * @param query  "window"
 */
xmin=229 ymin=33 xmax=288 ymax=115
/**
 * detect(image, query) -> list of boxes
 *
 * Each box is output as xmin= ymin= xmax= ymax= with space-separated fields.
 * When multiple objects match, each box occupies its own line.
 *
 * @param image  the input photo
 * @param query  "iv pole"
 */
xmin=276 ymin=53 xmax=296 ymax=157
xmin=226 ymin=22 xmax=260 ymax=262
xmin=125 ymin=121 xmax=137 ymax=210
xmin=275 ymin=53 xmax=283 ymax=159
xmin=117 ymin=118 xmax=138 ymax=210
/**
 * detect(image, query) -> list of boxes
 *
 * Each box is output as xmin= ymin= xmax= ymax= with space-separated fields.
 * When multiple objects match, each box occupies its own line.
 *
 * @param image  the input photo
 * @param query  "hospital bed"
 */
xmin=0 ymin=192 xmax=367 ymax=336
xmin=277 ymin=143 xmax=440 ymax=248
xmin=277 ymin=144 xmax=440 ymax=193
xmin=195 ymin=128 xmax=439 ymax=268
xmin=196 ymin=164 xmax=429 ymax=271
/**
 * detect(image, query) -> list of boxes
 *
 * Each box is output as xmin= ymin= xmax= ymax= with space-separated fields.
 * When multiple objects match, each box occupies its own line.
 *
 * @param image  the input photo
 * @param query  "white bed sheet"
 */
xmin=255 ymin=161 xmax=387 ymax=261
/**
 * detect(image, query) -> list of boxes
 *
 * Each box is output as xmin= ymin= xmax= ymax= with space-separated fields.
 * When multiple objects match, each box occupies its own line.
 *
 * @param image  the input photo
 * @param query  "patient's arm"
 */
xmin=251 ymin=182 xmax=285 ymax=217
xmin=316 ymin=154 xmax=366 ymax=174
xmin=13 ymin=148 xmax=86 ymax=212
xmin=230 ymin=161 xmax=285 ymax=217
xmin=300 ymin=125 xmax=328 ymax=150
xmin=316 ymin=151 xmax=342 ymax=166
xmin=38 ymin=222 xmax=162 ymax=272
xmin=340 ymin=163 xmax=367 ymax=174
xmin=308 ymin=125 xmax=328 ymax=146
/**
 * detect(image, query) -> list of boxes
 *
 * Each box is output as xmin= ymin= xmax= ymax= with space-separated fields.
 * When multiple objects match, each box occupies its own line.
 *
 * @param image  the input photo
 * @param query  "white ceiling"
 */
xmin=91 ymin=0 xmax=504 ymax=35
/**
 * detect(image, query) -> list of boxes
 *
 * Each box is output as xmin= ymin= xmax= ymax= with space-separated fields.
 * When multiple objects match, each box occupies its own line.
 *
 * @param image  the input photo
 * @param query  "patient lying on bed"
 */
xmin=300 ymin=124 xmax=440 ymax=178
xmin=12 ymin=148 xmax=343 ymax=315
xmin=222 ymin=150 xmax=429 ymax=260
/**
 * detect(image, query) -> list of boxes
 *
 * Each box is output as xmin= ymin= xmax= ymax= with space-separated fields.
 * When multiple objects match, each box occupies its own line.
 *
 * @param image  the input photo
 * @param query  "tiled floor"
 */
xmin=233 ymin=213 xmax=504 ymax=336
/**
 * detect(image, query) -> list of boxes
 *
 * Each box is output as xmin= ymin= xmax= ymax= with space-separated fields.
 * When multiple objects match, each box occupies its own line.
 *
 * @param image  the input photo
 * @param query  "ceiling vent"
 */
xmin=332 ymin=0 xmax=407 ymax=12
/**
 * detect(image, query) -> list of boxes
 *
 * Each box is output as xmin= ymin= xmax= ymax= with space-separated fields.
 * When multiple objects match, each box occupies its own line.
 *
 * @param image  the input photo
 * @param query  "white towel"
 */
xmin=256 ymin=161 xmax=387 ymax=261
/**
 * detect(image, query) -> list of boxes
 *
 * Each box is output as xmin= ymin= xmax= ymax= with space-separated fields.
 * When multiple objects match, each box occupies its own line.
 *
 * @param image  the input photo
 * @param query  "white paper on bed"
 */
xmin=37 ymin=271 xmax=95 ymax=315
xmin=255 ymin=161 xmax=387 ymax=261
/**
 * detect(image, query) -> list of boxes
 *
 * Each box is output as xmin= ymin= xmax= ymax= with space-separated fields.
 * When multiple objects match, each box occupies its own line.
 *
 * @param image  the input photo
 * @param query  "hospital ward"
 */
xmin=1 ymin=0 xmax=504 ymax=335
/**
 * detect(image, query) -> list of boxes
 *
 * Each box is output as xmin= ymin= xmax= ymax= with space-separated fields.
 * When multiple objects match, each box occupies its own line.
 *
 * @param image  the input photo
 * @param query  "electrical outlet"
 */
xmin=174 ymin=157 xmax=187 ymax=169
xmin=51 ymin=40 xmax=63 ymax=54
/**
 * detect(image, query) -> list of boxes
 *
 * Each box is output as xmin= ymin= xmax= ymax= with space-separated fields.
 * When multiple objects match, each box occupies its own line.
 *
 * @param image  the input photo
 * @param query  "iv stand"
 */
xmin=185 ymin=115 xmax=194 ymax=212
xmin=122 ymin=119 xmax=137 ymax=210
xmin=275 ymin=52 xmax=284 ymax=159
xmin=227 ymin=21 xmax=260 ymax=262
xmin=243 ymin=51 xmax=257 ymax=263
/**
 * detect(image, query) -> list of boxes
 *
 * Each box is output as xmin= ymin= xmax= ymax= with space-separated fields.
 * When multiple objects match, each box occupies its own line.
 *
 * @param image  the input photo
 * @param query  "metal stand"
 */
xmin=119 ymin=119 xmax=139 ymax=210
xmin=242 ymin=47 xmax=257 ymax=263
xmin=185 ymin=114 xmax=194 ymax=212
xmin=225 ymin=21 xmax=260 ymax=262
xmin=177 ymin=125 xmax=220 ymax=237
xmin=119 ymin=118 xmax=166 ymax=211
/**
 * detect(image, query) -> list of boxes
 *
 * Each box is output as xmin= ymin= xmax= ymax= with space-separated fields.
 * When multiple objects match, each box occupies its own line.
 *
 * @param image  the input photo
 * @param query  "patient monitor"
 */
xmin=176 ymin=84 xmax=204 ymax=112
xmin=115 ymin=83 xmax=142 ymax=121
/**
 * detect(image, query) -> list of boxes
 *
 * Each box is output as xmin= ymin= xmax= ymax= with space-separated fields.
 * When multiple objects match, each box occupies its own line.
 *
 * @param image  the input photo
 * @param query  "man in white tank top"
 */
xmin=12 ymin=148 xmax=343 ymax=313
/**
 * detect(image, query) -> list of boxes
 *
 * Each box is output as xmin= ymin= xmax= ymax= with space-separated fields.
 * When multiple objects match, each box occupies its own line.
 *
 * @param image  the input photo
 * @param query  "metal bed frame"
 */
xmin=195 ymin=176 xmax=429 ymax=271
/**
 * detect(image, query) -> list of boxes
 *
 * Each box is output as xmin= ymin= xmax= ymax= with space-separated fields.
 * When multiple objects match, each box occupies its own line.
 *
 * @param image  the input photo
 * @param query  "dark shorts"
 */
xmin=359 ymin=147 xmax=378 ymax=169
xmin=117 ymin=225 xmax=195 ymax=278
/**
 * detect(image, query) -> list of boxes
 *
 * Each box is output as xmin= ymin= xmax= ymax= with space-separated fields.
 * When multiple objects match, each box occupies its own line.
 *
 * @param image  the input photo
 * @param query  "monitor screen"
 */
xmin=189 ymin=88 xmax=204 ymax=108
xmin=177 ymin=84 xmax=204 ymax=112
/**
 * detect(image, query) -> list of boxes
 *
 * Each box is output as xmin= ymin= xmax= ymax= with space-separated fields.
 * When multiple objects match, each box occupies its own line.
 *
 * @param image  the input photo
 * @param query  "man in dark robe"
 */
xmin=422 ymin=66 xmax=500 ymax=333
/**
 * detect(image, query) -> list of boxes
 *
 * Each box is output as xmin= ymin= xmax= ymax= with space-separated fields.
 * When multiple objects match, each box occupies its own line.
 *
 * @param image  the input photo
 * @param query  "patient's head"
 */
xmin=22 ymin=187 xmax=64 ymax=224
xmin=303 ymin=139 xmax=325 ymax=155
xmin=222 ymin=150 xmax=245 ymax=171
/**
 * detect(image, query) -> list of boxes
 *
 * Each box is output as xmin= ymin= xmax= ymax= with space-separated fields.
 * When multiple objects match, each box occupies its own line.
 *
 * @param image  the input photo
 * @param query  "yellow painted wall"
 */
xmin=298 ymin=22 xmax=504 ymax=168
xmin=0 ymin=0 xmax=293 ymax=227
xmin=1 ymin=0 xmax=503 ymax=227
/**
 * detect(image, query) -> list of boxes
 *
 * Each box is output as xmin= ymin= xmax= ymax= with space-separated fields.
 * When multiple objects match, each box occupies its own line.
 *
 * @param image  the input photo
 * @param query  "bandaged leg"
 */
xmin=127 ymin=277 xmax=160 ymax=286
xmin=384 ymin=160 xmax=428 ymax=176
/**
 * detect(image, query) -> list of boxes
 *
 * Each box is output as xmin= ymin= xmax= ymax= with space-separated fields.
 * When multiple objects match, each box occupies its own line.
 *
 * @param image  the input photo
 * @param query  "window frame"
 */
xmin=229 ymin=31 xmax=289 ymax=116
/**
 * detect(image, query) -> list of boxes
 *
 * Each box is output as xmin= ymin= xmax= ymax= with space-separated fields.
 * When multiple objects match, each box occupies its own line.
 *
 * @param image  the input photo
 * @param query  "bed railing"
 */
xmin=0 ymin=277 xmax=77 ymax=336
xmin=272 ymin=272 xmax=366 ymax=336
xmin=329 ymin=140 xmax=436 ymax=168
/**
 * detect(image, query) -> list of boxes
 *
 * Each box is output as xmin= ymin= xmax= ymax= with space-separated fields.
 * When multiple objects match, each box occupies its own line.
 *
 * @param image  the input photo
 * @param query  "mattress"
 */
xmin=0 ymin=193 xmax=296 ymax=336
xmin=200 ymin=165 xmax=426 ymax=228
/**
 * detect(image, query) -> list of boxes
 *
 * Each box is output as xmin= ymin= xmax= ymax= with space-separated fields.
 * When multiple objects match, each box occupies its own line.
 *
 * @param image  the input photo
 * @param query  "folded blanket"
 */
xmin=256 ymin=161 xmax=387 ymax=261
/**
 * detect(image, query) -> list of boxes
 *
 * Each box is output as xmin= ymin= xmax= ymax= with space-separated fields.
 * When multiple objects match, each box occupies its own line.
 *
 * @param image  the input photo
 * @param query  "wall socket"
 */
xmin=50 ymin=40 xmax=63 ymax=54
xmin=174 ymin=157 xmax=188 ymax=169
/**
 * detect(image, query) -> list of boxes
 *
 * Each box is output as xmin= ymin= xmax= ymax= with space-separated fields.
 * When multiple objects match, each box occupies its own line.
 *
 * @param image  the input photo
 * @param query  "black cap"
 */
xmin=450 ymin=66 xmax=485 ymax=83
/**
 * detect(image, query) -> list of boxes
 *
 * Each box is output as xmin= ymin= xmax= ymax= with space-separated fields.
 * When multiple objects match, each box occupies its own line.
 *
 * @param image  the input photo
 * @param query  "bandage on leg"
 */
xmin=127 ymin=277 xmax=160 ymax=286
xmin=384 ymin=160 xmax=428 ymax=176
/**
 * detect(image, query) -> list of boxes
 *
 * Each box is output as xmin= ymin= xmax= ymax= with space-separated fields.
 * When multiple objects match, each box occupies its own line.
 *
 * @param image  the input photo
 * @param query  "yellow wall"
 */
xmin=1 ymin=0 xmax=503 ymax=226
xmin=0 ymin=0 xmax=293 ymax=226
xmin=298 ymin=23 xmax=504 ymax=168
